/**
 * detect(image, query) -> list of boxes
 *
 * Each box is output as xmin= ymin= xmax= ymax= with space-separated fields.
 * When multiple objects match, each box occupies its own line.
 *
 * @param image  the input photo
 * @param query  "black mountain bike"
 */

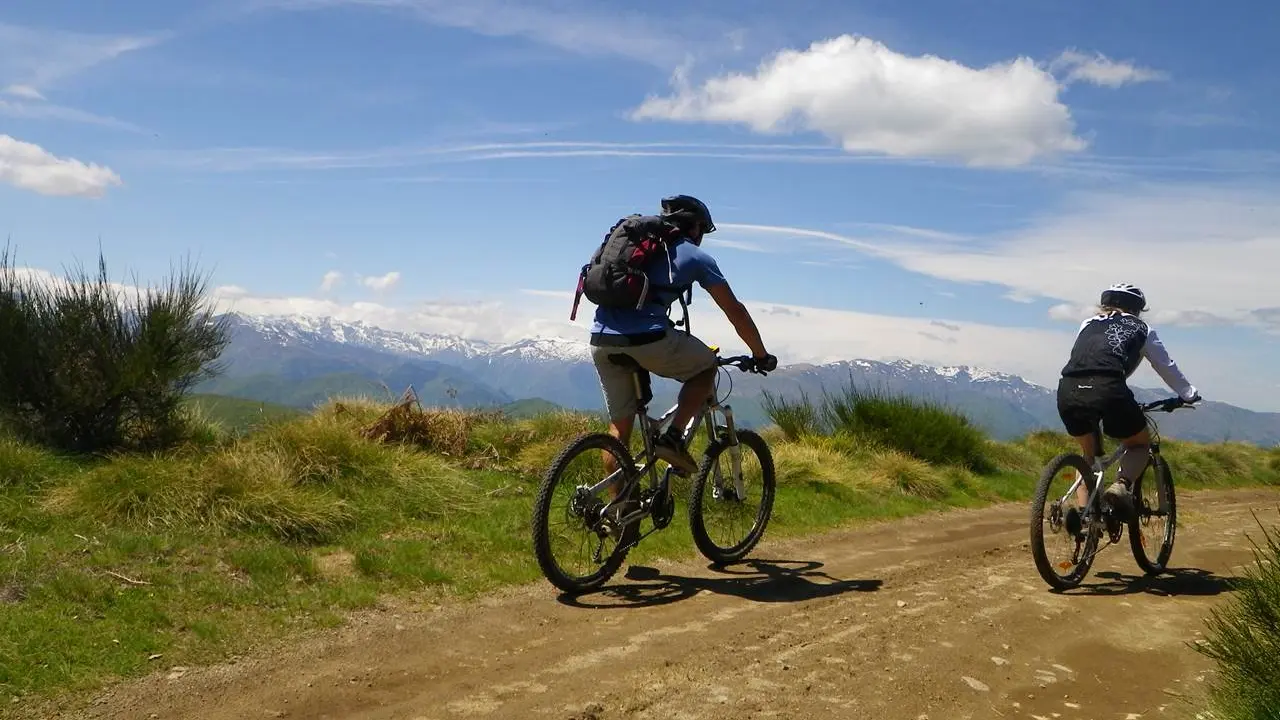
xmin=1029 ymin=396 xmax=1194 ymax=591
xmin=530 ymin=345 xmax=777 ymax=594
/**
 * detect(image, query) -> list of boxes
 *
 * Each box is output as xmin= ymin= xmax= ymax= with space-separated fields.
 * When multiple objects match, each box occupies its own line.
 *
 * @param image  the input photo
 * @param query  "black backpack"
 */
xmin=570 ymin=214 xmax=684 ymax=320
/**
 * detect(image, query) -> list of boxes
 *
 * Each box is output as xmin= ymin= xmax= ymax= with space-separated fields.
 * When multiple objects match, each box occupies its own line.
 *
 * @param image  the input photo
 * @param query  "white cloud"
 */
xmin=726 ymin=183 xmax=1280 ymax=332
xmin=360 ymin=271 xmax=401 ymax=292
xmin=0 ymin=134 xmax=122 ymax=197
xmin=1051 ymin=49 xmax=1167 ymax=88
xmin=320 ymin=270 xmax=343 ymax=292
xmin=3 ymin=84 xmax=43 ymax=100
xmin=630 ymin=34 xmax=1089 ymax=168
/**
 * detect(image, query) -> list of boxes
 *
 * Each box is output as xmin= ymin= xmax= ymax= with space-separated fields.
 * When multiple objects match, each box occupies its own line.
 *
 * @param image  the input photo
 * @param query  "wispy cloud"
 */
xmin=360 ymin=271 xmax=401 ymax=292
xmin=1050 ymin=49 xmax=1168 ymax=88
xmin=132 ymin=138 xmax=1268 ymax=183
xmin=0 ymin=22 xmax=164 ymax=132
xmin=319 ymin=271 xmax=343 ymax=292
xmin=252 ymin=0 xmax=712 ymax=68
xmin=0 ymin=134 xmax=123 ymax=197
xmin=729 ymin=184 xmax=1280 ymax=333
xmin=0 ymin=98 xmax=146 ymax=132
xmin=0 ymin=22 xmax=164 ymax=92
xmin=702 ymin=238 xmax=774 ymax=253
xmin=3 ymin=84 xmax=44 ymax=100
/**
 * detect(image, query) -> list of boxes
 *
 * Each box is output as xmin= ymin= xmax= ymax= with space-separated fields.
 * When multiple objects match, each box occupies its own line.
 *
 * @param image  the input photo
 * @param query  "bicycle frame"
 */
xmin=584 ymin=352 xmax=749 ymax=527
xmin=1054 ymin=397 xmax=1185 ymax=529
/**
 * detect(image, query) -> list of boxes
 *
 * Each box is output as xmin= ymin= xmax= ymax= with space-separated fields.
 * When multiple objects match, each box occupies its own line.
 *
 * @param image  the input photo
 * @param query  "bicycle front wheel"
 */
xmin=531 ymin=432 xmax=639 ymax=594
xmin=688 ymin=429 xmax=776 ymax=565
xmin=1029 ymin=453 xmax=1101 ymax=591
xmin=1129 ymin=453 xmax=1176 ymax=575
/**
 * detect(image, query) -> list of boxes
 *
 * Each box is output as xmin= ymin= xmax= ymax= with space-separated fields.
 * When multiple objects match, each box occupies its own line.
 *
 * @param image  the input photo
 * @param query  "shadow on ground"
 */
xmin=557 ymin=558 xmax=882 ymax=609
xmin=1060 ymin=566 xmax=1247 ymax=597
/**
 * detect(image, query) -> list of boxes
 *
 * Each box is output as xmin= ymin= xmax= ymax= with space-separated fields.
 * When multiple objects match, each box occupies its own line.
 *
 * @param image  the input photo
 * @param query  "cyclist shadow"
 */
xmin=555 ymin=559 xmax=883 ymax=609
xmin=1056 ymin=566 xmax=1246 ymax=597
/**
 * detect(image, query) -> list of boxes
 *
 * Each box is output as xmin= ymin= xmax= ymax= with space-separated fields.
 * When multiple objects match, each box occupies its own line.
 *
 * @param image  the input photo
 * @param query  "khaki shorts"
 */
xmin=592 ymin=331 xmax=717 ymax=422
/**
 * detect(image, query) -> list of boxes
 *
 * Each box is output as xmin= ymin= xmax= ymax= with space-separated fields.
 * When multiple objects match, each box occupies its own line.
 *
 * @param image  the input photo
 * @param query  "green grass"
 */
xmin=762 ymin=383 xmax=992 ymax=471
xmin=2 ymin=392 xmax=1278 ymax=713
xmin=1194 ymin=509 xmax=1280 ymax=720
xmin=185 ymin=393 xmax=304 ymax=436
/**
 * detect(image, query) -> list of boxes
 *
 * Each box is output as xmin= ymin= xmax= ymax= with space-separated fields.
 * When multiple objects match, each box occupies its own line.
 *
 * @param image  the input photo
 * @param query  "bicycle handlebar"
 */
xmin=1142 ymin=396 xmax=1198 ymax=413
xmin=718 ymin=355 xmax=770 ymax=375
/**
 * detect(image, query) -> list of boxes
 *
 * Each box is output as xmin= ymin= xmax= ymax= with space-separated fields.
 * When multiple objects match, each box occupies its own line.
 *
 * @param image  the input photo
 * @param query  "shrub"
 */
xmin=0 ymin=248 xmax=230 ymax=453
xmin=761 ymin=388 xmax=821 ymax=441
xmin=1195 ymin=510 xmax=1280 ymax=719
xmin=818 ymin=384 xmax=992 ymax=472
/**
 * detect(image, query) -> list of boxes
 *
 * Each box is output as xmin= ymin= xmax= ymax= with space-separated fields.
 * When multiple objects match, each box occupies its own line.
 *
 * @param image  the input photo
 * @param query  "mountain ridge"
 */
xmin=199 ymin=312 xmax=1280 ymax=446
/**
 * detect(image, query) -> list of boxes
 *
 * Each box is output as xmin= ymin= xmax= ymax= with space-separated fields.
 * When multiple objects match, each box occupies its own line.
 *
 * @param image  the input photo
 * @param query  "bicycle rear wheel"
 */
xmin=1129 ymin=453 xmax=1176 ymax=575
xmin=531 ymin=432 xmax=640 ymax=594
xmin=688 ymin=429 xmax=776 ymax=565
xmin=1029 ymin=453 xmax=1101 ymax=591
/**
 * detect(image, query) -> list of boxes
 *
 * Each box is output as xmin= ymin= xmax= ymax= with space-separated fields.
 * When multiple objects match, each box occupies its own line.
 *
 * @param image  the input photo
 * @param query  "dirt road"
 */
xmin=52 ymin=487 xmax=1280 ymax=720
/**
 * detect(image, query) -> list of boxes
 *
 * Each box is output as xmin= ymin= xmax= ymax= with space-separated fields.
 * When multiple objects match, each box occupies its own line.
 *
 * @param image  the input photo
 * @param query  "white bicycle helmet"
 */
xmin=1100 ymin=283 xmax=1147 ymax=314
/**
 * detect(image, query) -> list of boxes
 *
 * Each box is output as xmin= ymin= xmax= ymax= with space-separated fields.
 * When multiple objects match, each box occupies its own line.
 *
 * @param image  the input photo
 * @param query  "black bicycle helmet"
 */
xmin=660 ymin=194 xmax=716 ymax=234
xmin=1100 ymin=282 xmax=1147 ymax=314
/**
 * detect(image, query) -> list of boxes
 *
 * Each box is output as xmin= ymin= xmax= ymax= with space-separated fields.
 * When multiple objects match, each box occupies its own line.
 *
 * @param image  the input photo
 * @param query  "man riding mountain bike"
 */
xmin=586 ymin=194 xmax=777 ymax=477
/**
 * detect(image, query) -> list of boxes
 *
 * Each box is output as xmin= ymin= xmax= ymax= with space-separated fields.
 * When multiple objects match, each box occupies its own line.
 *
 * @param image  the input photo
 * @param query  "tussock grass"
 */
xmin=762 ymin=382 xmax=992 ymax=472
xmin=1195 ymin=509 xmax=1280 ymax=719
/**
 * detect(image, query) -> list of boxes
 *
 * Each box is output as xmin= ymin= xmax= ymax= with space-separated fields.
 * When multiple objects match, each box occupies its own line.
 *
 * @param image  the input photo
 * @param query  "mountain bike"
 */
xmin=530 ymin=345 xmax=777 ymax=594
xmin=1029 ymin=396 xmax=1195 ymax=591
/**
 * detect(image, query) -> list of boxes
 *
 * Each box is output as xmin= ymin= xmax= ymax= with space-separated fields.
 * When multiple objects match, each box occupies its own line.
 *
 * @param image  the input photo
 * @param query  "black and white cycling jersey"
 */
xmin=1060 ymin=311 xmax=1199 ymax=402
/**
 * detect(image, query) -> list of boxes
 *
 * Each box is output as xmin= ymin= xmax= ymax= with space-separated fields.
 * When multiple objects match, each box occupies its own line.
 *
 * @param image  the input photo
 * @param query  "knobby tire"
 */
xmin=688 ymin=429 xmax=777 ymax=565
xmin=531 ymin=432 xmax=639 ymax=594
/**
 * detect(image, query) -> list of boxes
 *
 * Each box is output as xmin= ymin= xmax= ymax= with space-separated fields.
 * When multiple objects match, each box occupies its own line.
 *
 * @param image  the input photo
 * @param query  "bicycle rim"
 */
xmin=531 ymin=432 xmax=640 ymax=594
xmin=688 ymin=429 xmax=776 ymax=565
xmin=1029 ymin=453 xmax=1101 ymax=590
xmin=1129 ymin=454 xmax=1176 ymax=574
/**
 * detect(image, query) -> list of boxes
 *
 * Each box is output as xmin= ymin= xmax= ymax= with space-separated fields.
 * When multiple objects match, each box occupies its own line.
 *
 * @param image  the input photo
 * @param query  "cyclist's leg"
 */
xmin=1058 ymin=376 xmax=1101 ymax=506
xmin=590 ymin=345 xmax=641 ymax=498
xmin=1100 ymin=380 xmax=1150 ymax=508
xmin=625 ymin=331 xmax=717 ymax=474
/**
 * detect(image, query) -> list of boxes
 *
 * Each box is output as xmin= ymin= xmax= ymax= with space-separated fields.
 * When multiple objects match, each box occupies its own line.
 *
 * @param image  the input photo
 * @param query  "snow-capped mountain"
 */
xmin=201 ymin=312 xmax=1280 ymax=445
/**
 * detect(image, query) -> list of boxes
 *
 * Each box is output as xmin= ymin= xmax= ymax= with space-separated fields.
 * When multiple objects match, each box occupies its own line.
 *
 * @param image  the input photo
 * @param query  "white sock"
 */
xmin=1118 ymin=446 xmax=1150 ymax=485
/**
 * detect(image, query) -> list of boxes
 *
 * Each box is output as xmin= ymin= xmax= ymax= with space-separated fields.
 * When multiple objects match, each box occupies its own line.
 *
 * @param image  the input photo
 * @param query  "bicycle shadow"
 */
xmin=1055 ymin=566 xmax=1247 ymax=597
xmin=556 ymin=558 xmax=883 ymax=609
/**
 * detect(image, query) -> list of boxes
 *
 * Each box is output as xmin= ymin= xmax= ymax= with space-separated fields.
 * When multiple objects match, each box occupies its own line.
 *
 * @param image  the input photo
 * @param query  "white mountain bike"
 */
xmin=1029 ymin=396 xmax=1193 ymax=591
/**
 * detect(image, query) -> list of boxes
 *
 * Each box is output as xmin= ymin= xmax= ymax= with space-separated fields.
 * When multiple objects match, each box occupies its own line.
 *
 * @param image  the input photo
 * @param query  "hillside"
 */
xmin=198 ymin=312 xmax=1280 ymax=446
xmin=7 ymin=391 xmax=1280 ymax=717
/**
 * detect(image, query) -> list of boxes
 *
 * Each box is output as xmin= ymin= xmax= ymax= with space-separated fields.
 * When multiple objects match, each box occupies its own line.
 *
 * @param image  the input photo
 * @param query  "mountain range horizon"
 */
xmin=196 ymin=311 xmax=1280 ymax=448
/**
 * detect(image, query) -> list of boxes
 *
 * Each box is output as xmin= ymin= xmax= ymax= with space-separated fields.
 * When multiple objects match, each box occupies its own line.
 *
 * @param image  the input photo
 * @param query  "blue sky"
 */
xmin=2 ymin=0 xmax=1279 ymax=410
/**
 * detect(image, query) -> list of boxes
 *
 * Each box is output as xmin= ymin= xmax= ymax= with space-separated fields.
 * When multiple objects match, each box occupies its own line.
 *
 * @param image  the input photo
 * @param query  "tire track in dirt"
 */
xmin=44 ymin=487 xmax=1280 ymax=720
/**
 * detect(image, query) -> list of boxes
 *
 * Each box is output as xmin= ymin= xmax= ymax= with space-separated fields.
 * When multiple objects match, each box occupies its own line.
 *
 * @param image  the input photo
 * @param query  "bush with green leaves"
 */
xmin=0 ymin=248 xmax=230 ymax=453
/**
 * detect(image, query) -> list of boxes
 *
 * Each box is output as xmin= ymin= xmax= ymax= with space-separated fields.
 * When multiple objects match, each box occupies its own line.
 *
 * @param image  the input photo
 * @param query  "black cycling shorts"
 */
xmin=1056 ymin=375 xmax=1147 ymax=439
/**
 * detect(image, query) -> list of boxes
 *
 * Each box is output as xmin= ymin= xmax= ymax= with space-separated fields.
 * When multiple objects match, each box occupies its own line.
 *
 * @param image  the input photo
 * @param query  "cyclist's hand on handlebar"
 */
xmin=753 ymin=353 xmax=778 ymax=373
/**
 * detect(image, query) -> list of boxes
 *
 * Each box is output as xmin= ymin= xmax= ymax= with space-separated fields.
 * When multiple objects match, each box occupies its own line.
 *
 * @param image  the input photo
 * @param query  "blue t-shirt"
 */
xmin=590 ymin=238 xmax=728 ymax=336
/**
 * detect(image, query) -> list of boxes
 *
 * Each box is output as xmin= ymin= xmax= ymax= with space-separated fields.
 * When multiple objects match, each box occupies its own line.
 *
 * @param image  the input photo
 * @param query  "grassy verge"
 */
xmin=2 ymin=391 xmax=1278 ymax=709
xmin=1194 ymin=508 xmax=1280 ymax=719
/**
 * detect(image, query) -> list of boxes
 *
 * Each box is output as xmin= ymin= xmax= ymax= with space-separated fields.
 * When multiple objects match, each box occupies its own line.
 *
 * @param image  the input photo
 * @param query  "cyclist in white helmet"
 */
xmin=1056 ymin=283 xmax=1202 ymax=515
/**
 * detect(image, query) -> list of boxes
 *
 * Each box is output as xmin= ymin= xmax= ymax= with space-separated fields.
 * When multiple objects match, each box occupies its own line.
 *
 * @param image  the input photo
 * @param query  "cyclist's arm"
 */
xmin=706 ymin=282 xmax=768 ymax=358
xmin=1142 ymin=329 xmax=1199 ymax=401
